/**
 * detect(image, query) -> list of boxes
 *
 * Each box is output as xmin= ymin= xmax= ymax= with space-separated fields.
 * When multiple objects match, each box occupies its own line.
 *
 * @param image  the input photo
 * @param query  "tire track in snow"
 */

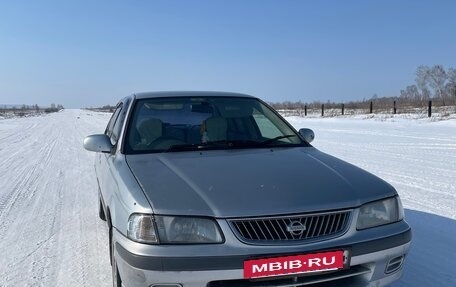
xmin=0 ymin=117 xmax=63 ymax=286
xmin=0 ymin=133 xmax=58 ymax=236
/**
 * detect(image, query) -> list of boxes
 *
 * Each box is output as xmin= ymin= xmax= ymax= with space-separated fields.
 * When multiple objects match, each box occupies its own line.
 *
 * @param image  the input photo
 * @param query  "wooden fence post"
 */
xmin=393 ymin=101 xmax=397 ymax=114
xmin=304 ymin=105 xmax=307 ymax=116
xmin=428 ymin=101 xmax=432 ymax=117
xmin=370 ymin=101 xmax=373 ymax=114
xmin=341 ymin=104 xmax=345 ymax=115
xmin=321 ymin=104 xmax=324 ymax=117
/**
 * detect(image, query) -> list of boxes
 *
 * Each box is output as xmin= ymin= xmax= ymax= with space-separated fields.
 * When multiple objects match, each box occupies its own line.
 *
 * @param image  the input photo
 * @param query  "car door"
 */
xmin=97 ymin=102 xmax=126 ymax=217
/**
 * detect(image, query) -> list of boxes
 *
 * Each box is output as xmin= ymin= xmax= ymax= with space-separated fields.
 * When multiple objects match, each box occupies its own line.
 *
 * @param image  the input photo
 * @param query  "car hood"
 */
xmin=125 ymin=147 xmax=396 ymax=218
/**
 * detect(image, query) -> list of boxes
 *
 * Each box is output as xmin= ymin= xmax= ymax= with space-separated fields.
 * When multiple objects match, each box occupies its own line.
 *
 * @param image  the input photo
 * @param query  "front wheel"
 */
xmin=111 ymin=229 xmax=122 ymax=287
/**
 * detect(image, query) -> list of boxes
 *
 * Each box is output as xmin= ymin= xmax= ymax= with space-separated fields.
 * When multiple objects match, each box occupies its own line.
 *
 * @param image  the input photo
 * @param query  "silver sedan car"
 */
xmin=84 ymin=91 xmax=411 ymax=287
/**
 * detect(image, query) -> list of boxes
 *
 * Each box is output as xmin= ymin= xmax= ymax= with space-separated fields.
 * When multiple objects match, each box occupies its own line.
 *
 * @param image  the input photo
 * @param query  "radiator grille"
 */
xmin=230 ymin=210 xmax=350 ymax=244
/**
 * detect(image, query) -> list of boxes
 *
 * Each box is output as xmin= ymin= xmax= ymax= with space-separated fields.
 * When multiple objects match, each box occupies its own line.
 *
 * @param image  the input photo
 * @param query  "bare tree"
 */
xmin=448 ymin=68 xmax=456 ymax=106
xmin=415 ymin=65 xmax=451 ymax=105
xmin=449 ymin=68 xmax=456 ymax=84
xmin=416 ymin=65 xmax=429 ymax=94
xmin=428 ymin=65 xmax=448 ymax=105
xmin=400 ymin=85 xmax=422 ymax=104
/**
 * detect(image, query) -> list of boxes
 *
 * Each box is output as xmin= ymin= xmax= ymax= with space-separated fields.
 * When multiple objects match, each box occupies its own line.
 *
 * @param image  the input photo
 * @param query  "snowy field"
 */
xmin=0 ymin=109 xmax=455 ymax=286
xmin=287 ymin=116 xmax=456 ymax=287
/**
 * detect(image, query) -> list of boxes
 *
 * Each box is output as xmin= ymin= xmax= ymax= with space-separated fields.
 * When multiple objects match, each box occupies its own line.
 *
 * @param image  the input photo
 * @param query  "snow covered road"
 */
xmin=0 ymin=110 xmax=455 ymax=286
xmin=0 ymin=110 xmax=112 ymax=286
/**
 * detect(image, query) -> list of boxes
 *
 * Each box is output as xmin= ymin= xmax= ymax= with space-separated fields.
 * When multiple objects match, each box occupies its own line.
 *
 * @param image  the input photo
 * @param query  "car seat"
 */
xmin=137 ymin=118 xmax=163 ymax=146
xmin=204 ymin=117 xmax=227 ymax=142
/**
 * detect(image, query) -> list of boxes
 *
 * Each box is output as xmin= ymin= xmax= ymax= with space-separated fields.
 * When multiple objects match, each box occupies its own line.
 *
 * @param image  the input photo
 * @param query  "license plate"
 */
xmin=244 ymin=250 xmax=344 ymax=279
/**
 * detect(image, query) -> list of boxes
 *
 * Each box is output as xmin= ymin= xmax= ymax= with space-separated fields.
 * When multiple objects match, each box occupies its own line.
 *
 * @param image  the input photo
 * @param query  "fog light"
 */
xmin=385 ymin=255 xmax=404 ymax=274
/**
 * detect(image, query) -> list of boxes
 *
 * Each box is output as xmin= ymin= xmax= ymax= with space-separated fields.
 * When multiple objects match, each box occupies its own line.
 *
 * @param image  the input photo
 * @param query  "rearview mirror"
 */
xmin=83 ymin=134 xmax=113 ymax=153
xmin=299 ymin=128 xmax=315 ymax=143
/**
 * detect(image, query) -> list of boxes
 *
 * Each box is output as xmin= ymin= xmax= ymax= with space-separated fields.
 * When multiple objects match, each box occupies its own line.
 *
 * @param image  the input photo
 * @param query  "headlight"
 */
xmin=357 ymin=197 xmax=404 ymax=230
xmin=155 ymin=216 xmax=223 ymax=244
xmin=127 ymin=214 xmax=223 ymax=244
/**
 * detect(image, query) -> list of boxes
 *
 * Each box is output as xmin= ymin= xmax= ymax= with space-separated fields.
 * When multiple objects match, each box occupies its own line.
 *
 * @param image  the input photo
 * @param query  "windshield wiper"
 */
xmin=166 ymin=140 xmax=263 ymax=152
xmin=166 ymin=143 xmax=207 ymax=152
xmin=205 ymin=140 xmax=263 ymax=147
xmin=261 ymin=134 xmax=298 ymax=145
xmin=166 ymin=137 xmax=296 ymax=152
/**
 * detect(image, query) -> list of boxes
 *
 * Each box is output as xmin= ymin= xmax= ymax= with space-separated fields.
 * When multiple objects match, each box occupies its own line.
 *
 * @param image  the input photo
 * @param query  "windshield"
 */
xmin=125 ymin=96 xmax=305 ymax=153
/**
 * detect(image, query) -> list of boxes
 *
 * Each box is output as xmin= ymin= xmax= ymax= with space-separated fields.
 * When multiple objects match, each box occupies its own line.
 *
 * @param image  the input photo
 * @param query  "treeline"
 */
xmin=44 ymin=104 xmax=65 ymax=113
xmin=85 ymin=105 xmax=116 ymax=113
xmin=270 ymin=65 xmax=456 ymax=111
xmin=0 ymin=103 xmax=64 ymax=117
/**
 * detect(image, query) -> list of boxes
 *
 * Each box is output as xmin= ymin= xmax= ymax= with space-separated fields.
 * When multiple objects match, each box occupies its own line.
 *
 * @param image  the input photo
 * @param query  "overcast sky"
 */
xmin=1 ymin=0 xmax=455 ymax=108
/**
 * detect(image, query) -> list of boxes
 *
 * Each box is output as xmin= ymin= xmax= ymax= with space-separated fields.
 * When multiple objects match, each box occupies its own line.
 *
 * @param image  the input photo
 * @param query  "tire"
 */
xmin=111 ymin=228 xmax=122 ymax=287
xmin=99 ymin=197 xmax=106 ymax=221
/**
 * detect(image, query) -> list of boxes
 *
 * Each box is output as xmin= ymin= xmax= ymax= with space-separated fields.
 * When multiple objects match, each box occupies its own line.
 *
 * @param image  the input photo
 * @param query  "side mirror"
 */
xmin=83 ymin=134 xmax=113 ymax=153
xmin=299 ymin=128 xmax=315 ymax=143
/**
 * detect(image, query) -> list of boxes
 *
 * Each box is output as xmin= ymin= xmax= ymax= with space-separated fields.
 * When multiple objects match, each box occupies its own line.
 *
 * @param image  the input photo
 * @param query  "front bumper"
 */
xmin=113 ymin=220 xmax=411 ymax=287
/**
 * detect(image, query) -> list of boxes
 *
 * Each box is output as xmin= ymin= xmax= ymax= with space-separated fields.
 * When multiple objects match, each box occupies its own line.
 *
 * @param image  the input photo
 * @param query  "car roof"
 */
xmin=133 ymin=91 xmax=255 ymax=99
